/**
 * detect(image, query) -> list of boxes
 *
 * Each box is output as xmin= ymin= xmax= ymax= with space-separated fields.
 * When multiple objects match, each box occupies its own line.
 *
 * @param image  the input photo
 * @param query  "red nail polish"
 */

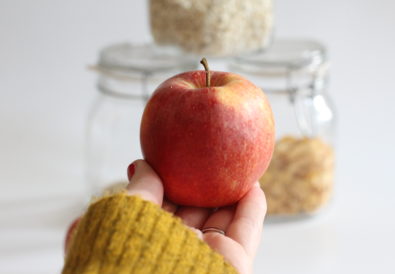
xmin=127 ymin=163 xmax=135 ymax=181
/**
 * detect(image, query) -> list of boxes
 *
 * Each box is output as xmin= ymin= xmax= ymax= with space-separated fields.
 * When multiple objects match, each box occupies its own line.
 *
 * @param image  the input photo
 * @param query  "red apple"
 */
xmin=64 ymin=217 xmax=81 ymax=254
xmin=140 ymin=59 xmax=275 ymax=207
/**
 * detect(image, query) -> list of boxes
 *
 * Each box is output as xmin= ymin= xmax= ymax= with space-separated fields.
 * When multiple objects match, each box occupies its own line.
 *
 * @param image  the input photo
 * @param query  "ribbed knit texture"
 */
xmin=62 ymin=193 xmax=237 ymax=274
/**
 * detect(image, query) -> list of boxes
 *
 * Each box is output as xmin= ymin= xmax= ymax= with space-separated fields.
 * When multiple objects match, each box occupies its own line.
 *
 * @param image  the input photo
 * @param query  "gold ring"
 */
xmin=201 ymin=227 xmax=225 ymax=235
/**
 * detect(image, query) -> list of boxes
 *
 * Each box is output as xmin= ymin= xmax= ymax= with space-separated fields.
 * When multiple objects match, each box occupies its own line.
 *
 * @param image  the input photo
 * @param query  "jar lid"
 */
xmin=229 ymin=39 xmax=327 ymax=77
xmin=228 ymin=39 xmax=328 ymax=94
xmin=97 ymin=43 xmax=198 ymax=75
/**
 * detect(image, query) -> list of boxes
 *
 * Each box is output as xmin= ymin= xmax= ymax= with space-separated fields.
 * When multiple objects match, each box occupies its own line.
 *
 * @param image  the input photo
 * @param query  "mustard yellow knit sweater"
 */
xmin=63 ymin=193 xmax=237 ymax=274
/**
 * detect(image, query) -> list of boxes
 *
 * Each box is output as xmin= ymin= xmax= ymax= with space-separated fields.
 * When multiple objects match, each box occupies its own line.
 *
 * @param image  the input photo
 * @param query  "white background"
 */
xmin=1 ymin=0 xmax=395 ymax=273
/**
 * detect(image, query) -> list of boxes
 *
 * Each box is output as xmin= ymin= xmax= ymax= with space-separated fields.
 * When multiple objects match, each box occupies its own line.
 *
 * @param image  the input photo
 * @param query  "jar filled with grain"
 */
xmin=229 ymin=39 xmax=336 ymax=218
xmin=149 ymin=0 xmax=273 ymax=57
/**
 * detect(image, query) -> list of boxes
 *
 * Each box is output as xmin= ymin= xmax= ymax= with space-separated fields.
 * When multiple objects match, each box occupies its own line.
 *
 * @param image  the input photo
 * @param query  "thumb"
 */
xmin=126 ymin=160 xmax=164 ymax=206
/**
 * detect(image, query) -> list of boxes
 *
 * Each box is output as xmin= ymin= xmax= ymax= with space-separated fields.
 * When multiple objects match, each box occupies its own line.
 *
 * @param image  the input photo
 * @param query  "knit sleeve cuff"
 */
xmin=63 ymin=193 xmax=237 ymax=274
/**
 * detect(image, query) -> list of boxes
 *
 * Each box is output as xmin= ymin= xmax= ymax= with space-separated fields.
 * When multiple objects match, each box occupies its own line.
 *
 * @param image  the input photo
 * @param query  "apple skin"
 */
xmin=140 ymin=70 xmax=275 ymax=207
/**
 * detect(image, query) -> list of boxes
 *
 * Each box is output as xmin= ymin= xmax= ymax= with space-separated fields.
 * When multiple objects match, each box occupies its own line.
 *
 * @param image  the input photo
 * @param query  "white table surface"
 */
xmin=1 ymin=0 xmax=395 ymax=273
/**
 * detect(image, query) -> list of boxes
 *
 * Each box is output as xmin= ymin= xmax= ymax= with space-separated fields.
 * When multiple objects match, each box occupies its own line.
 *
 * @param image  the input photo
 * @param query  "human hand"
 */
xmin=127 ymin=160 xmax=266 ymax=274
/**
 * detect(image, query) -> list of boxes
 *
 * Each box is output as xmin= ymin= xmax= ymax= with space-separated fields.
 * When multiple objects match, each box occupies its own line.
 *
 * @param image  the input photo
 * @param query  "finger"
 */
xmin=202 ymin=234 xmax=250 ymax=274
xmin=189 ymin=227 xmax=203 ymax=240
xmin=162 ymin=198 xmax=178 ymax=214
xmin=126 ymin=160 xmax=164 ymax=206
xmin=64 ymin=217 xmax=81 ymax=255
xmin=202 ymin=206 xmax=235 ymax=234
xmin=175 ymin=206 xmax=211 ymax=229
xmin=226 ymin=183 xmax=266 ymax=257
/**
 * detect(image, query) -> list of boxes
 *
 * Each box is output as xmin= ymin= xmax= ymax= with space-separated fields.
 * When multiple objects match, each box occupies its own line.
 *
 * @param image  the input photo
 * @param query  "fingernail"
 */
xmin=127 ymin=163 xmax=136 ymax=181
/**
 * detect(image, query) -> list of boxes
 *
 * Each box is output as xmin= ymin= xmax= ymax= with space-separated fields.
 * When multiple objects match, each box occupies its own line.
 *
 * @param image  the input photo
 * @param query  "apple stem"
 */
xmin=200 ymin=58 xmax=211 ymax=88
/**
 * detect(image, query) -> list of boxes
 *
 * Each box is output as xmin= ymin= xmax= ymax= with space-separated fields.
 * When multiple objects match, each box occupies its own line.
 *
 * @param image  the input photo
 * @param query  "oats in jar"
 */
xmin=149 ymin=0 xmax=273 ymax=56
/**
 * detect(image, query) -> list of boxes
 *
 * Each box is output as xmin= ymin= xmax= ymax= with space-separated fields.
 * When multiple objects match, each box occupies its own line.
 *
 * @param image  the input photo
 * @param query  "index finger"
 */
xmin=126 ymin=160 xmax=164 ymax=206
xmin=226 ymin=183 xmax=266 ymax=257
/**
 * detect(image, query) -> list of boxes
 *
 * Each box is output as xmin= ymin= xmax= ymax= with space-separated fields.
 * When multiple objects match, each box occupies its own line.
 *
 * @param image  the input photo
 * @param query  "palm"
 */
xmin=126 ymin=160 xmax=266 ymax=274
xmin=162 ymin=185 xmax=266 ymax=274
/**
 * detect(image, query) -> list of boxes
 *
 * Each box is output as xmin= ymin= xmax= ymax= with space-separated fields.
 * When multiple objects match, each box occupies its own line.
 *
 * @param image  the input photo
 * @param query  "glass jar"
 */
xmin=229 ymin=39 xmax=336 ymax=218
xmin=86 ymin=43 xmax=197 ymax=195
xmin=149 ymin=0 xmax=273 ymax=57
